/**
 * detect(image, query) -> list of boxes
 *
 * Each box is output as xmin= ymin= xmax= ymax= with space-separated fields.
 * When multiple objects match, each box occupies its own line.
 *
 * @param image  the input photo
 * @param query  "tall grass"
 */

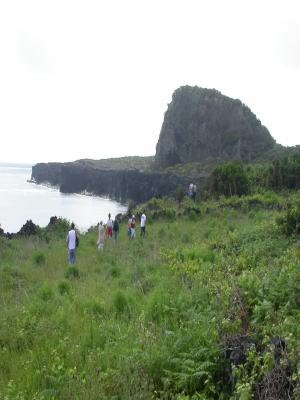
xmin=0 ymin=191 xmax=300 ymax=399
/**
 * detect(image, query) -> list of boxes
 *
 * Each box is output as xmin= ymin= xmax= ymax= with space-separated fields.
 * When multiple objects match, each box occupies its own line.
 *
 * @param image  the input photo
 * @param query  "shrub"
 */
xmin=277 ymin=203 xmax=300 ymax=235
xmin=83 ymin=299 xmax=106 ymax=316
xmin=110 ymin=266 xmax=121 ymax=278
xmin=57 ymin=280 xmax=70 ymax=295
xmin=175 ymin=185 xmax=185 ymax=203
xmin=38 ymin=283 xmax=54 ymax=301
xmin=209 ymin=162 xmax=249 ymax=197
xmin=65 ymin=266 xmax=80 ymax=279
xmin=112 ymin=290 xmax=129 ymax=314
xmin=33 ymin=251 xmax=46 ymax=265
xmin=46 ymin=217 xmax=70 ymax=238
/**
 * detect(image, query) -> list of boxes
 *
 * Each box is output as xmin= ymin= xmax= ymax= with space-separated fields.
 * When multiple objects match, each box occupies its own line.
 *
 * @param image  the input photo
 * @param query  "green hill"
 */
xmin=1 ymin=191 xmax=300 ymax=399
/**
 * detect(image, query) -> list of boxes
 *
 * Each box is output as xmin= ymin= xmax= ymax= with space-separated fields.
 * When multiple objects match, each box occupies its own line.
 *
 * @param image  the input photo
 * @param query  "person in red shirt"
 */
xmin=106 ymin=213 xmax=113 ymax=238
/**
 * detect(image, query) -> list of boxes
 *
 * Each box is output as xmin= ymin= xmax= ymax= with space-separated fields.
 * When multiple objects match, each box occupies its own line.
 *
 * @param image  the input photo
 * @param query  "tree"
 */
xmin=210 ymin=162 xmax=249 ymax=197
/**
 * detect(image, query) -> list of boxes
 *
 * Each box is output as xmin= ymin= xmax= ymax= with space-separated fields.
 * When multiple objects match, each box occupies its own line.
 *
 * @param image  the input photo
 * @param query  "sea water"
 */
xmin=0 ymin=163 xmax=127 ymax=233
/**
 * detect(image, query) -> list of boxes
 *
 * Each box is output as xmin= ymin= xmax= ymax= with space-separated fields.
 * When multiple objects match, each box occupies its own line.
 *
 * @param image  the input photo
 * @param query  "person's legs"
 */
xmin=131 ymin=228 xmax=136 ymax=239
xmin=69 ymin=249 xmax=76 ymax=264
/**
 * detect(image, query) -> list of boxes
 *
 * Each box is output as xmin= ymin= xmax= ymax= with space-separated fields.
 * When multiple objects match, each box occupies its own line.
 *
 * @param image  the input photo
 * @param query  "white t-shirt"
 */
xmin=67 ymin=229 xmax=76 ymax=250
xmin=141 ymin=214 xmax=147 ymax=228
xmin=107 ymin=218 xmax=113 ymax=228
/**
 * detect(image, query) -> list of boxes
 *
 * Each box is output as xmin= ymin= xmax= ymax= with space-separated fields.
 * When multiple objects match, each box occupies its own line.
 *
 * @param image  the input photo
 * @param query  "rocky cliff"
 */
xmin=31 ymin=159 xmax=204 ymax=203
xmin=155 ymin=86 xmax=275 ymax=167
xmin=32 ymin=86 xmax=277 ymax=202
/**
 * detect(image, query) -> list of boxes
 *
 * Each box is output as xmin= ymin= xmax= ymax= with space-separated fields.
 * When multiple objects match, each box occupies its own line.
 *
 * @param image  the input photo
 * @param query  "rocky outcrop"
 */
xmin=31 ymin=161 xmax=204 ymax=203
xmin=155 ymin=86 xmax=275 ymax=167
xmin=31 ymin=86 xmax=276 ymax=202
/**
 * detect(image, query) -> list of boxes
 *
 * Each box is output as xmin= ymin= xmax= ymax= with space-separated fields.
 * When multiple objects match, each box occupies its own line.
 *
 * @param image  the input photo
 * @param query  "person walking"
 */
xmin=97 ymin=221 xmax=105 ymax=251
xmin=66 ymin=222 xmax=78 ymax=264
xmin=106 ymin=213 xmax=113 ymax=238
xmin=188 ymin=183 xmax=194 ymax=199
xmin=127 ymin=215 xmax=132 ymax=239
xmin=140 ymin=210 xmax=147 ymax=237
xmin=192 ymin=184 xmax=197 ymax=202
xmin=130 ymin=214 xmax=136 ymax=239
xmin=113 ymin=216 xmax=119 ymax=241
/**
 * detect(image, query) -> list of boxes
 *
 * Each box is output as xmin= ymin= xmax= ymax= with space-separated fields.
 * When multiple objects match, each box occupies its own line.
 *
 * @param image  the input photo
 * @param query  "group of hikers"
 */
xmin=66 ymin=183 xmax=196 ymax=264
xmin=66 ymin=211 xmax=147 ymax=265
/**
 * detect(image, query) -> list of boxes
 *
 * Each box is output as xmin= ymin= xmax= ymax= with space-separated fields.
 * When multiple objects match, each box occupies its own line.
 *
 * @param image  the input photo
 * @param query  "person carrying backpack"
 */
xmin=66 ymin=222 xmax=79 ymax=264
xmin=113 ymin=217 xmax=119 ymax=241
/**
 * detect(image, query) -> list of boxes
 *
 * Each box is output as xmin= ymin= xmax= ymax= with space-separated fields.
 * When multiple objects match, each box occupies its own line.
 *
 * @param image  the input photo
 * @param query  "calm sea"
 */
xmin=0 ymin=163 xmax=127 ymax=233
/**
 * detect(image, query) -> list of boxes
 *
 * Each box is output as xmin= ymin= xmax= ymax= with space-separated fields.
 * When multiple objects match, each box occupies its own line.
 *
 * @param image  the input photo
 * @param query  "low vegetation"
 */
xmin=0 ymin=191 xmax=300 ymax=399
xmin=75 ymin=156 xmax=154 ymax=171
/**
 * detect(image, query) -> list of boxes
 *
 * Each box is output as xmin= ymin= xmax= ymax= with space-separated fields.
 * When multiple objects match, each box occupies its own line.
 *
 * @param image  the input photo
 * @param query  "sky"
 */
xmin=0 ymin=0 xmax=299 ymax=164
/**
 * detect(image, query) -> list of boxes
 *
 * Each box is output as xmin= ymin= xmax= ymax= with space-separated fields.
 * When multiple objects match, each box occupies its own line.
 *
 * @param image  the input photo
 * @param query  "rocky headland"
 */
xmin=155 ymin=86 xmax=275 ymax=167
xmin=31 ymin=85 xmax=278 ymax=202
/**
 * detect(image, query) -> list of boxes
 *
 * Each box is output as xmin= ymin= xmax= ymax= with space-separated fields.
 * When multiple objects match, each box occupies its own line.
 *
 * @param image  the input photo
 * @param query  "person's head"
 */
xmin=100 ymin=221 xmax=103 ymax=225
xmin=108 ymin=213 xmax=111 ymax=219
xmin=70 ymin=222 xmax=75 ymax=230
xmin=143 ymin=209 xmax=146 ymax=214
xmin=132 ymin=214 xmax=135 ymax=219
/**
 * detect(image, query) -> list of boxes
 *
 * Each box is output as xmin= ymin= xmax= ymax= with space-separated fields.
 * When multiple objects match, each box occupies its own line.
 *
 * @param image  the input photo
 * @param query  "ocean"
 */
xmin=0 ymin=163 xmax=127 ymax=233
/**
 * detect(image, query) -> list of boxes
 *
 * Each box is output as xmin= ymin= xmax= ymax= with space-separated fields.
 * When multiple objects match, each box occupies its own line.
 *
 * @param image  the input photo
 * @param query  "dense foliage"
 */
xmin=209 ymin=162 xmax=249 ymax=197
xmin=206 ymin=152 xmax=300 ymax=199
xmin=0 ymin=192 xmax=300 ymax=399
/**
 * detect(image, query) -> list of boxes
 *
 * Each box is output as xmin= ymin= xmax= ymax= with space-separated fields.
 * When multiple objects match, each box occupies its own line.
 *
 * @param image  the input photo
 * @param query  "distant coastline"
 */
xmin=0 ymin=164 xmax=127 ymax=233
xmin=0 ymin=162 xmax=33 ymax=168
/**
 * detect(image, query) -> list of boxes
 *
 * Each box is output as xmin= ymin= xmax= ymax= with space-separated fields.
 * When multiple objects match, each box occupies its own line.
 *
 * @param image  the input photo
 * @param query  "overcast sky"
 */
xmin=0 ymin=0 xmax=299 ymax=164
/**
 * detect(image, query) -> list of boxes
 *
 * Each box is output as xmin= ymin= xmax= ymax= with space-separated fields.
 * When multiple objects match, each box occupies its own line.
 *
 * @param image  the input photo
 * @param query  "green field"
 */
xmin=1 ymin=192 xmax=300 ymax=399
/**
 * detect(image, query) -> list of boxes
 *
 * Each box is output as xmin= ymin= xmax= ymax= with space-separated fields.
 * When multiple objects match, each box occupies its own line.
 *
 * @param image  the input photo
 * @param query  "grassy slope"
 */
xmin=0 ymin=192 xmax=300 ymax=399
xmin=74 ymin=156 xmax=155 ymax=171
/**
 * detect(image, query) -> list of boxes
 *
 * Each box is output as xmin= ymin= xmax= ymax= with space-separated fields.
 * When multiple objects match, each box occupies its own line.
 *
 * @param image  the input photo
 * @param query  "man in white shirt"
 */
xmin=140 ymin=210 xmax=147 ymax=237
xmin=66 ymin=222 xmax=77 ymax=264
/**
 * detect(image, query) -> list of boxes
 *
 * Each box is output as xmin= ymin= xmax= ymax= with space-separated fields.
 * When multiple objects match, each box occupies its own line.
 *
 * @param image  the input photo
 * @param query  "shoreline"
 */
xmin=28 ymin=179 xmax=128 ymax=206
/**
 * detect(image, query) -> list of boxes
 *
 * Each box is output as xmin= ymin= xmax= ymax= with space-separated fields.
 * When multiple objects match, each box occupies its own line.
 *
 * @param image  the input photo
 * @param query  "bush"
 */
xmin=277 ymin=203 xmax=300 ymax=235
xmin=175 ymin=185 xmax=185 ymax=203
xmin=38 ymin=283 xmax=54 ymax=301
xmin=46 ymin=217 xmax=70 ymax=237
xmin=209 ymin=162 xmax=249 ymax=197
xmin=65 ymin=266 xmax=80 ymax=279
xmin=33 ymin=251 xmax=46 ymax=265
xmin=57 ymin=280 xmax=70 ymax=295
xmin=112 ymin=290 xmax=129 ymax=314
xmin=138 ymin=197 xmax=177 ymax=221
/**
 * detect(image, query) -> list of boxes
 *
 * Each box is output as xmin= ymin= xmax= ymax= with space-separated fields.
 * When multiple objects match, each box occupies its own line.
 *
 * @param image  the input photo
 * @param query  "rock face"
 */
xmin=155 ymin=86 xmax=275 ymax=167
xmin=31 ymin=161 xmax=202 ymax=203
xmin=31 ymin=86 xmax=276 ymax=202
